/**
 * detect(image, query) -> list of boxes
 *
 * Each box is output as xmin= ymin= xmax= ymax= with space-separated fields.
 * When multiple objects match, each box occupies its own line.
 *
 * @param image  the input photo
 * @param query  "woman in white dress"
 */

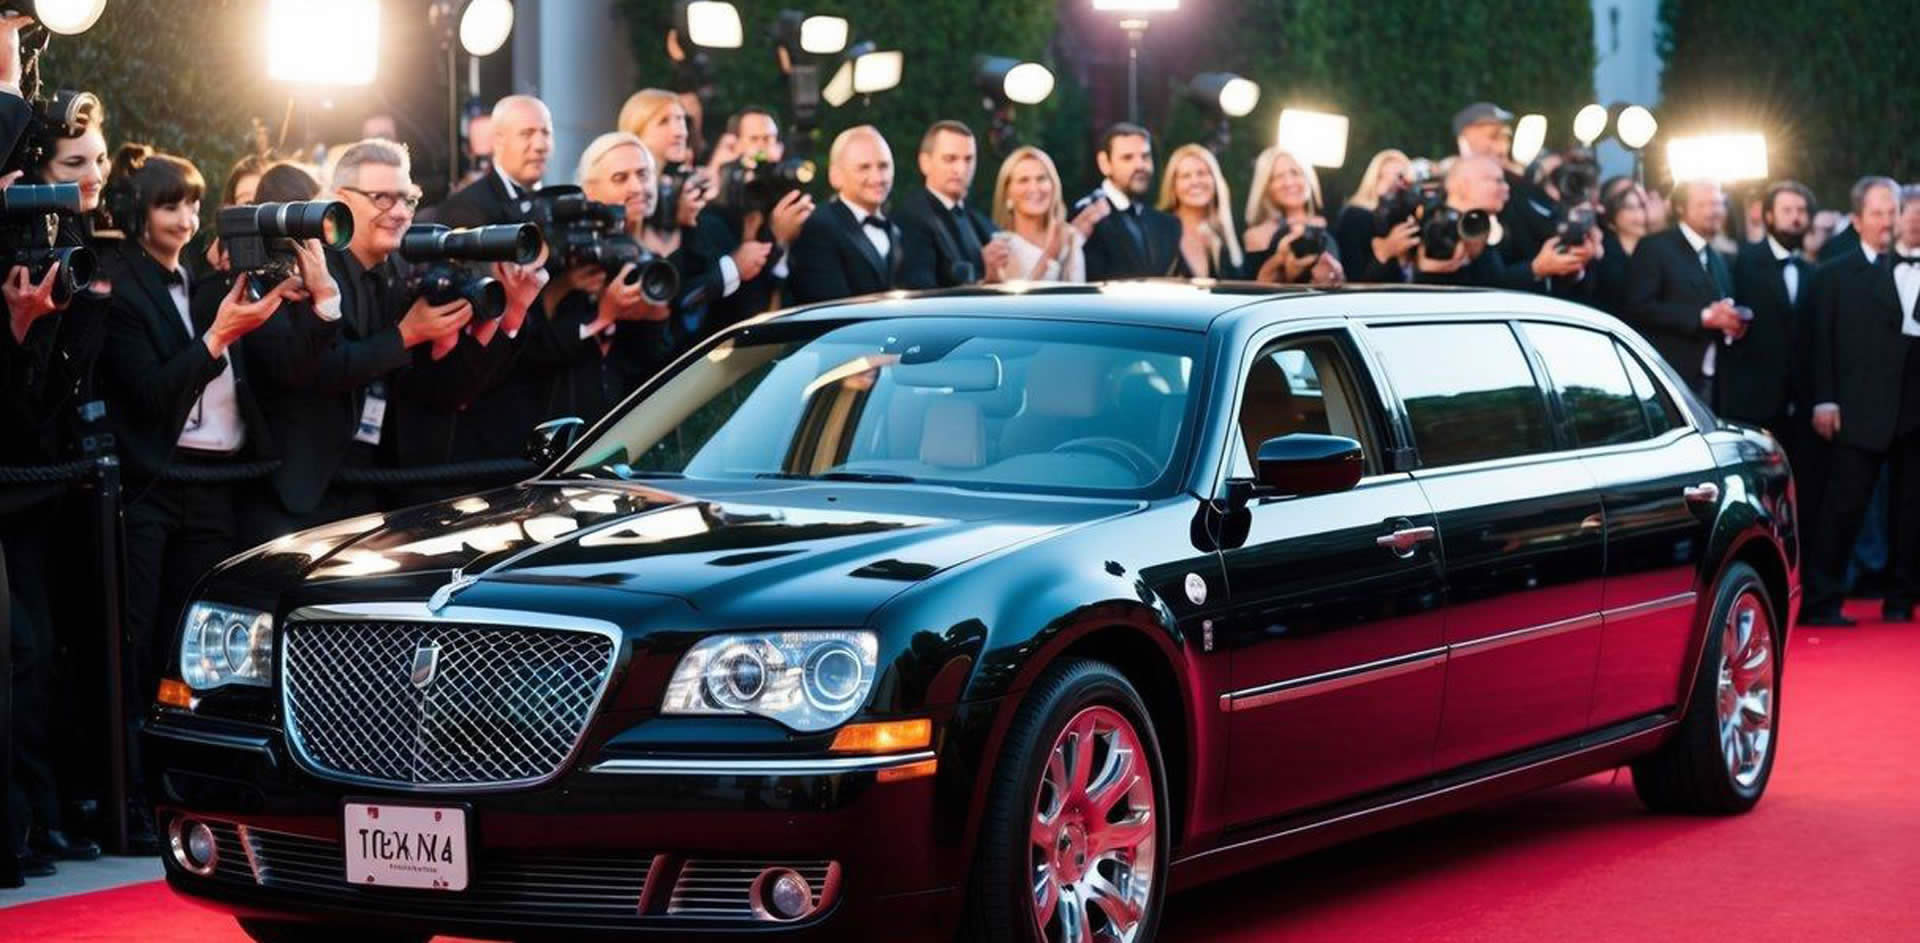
xmin=989 ymin=145 xmax=1086 ymax=282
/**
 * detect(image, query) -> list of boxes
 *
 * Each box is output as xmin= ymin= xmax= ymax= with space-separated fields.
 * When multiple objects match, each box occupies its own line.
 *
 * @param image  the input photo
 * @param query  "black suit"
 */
xmin=1072 ymin=190 xmax=1180 ymax=280
xmin=787 ymin=199 xmax=901 ymax=304
xmin=1804 ymin=248 xmax=1920 ymax=615
xmin=1498 ymin=172 xmax=1559 ymax=267
xmin=1722 ymin=240 xmax=1814 ymax=427
xmin=1413 ymin=239 xmax=1540 ymax=291
xmin=1817 ymin=224 xmax=1859 ymax=264
xmin=1623 ymin=227 xmax=1732 ymax=395
xmin=421 ymin=170 xmax=520 ymax=230
xmin=1589 ymin=231 xmax=1634 ymax=317
xmin=691 ymin=205 xmax=785 ymax=339
xmin=894 ymin=186 xmax=996 ymax=289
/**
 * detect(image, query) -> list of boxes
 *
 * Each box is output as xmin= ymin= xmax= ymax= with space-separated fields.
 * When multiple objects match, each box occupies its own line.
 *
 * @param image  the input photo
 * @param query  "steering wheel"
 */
xmin=1050 ymin=436 xmax=1159 ymax=481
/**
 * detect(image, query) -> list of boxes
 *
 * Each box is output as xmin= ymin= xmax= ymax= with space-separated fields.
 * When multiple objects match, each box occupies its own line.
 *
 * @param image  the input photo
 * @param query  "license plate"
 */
xmin=343 ymin=803 xmax=468 ymax=891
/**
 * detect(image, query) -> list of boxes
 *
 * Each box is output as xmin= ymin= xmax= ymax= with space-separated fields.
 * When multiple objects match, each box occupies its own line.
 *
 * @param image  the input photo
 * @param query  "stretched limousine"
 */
xmin=145 ymin=281 xmax=1794 ymax=942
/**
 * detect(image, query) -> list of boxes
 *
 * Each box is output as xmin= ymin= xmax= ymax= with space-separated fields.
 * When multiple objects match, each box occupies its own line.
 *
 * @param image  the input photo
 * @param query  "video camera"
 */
xmin=398 ymin=223 xmax=543 ymax=322
xmin=648 ymin=165 xmax=709 ymax=233
xmin=0 ymin=183 xmax=96 ymax=304
xmin=216 ymin=200 xmax=354 ymax=297
xmin=714 ymin=153 xmax=816 ymax=219
xmin=1376 ymin=179 xmax=1493 ymax=261
xmin=516 ymin=185 xmax=678 ymax=306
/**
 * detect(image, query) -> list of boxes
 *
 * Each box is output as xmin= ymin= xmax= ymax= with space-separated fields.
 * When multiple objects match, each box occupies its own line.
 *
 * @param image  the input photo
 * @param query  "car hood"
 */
xmin=214 ymin=480 xmax=1137 ymax=628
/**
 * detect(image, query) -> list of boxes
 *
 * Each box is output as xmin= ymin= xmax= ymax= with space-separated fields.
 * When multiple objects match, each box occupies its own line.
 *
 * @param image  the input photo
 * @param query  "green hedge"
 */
xmin=1657 ymin=0 xmax=1919 ymax=208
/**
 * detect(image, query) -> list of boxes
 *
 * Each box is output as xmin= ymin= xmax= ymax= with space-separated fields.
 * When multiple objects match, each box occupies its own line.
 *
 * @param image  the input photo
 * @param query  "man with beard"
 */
xmin=1072 ymin=123 xmax=1179 ymax=279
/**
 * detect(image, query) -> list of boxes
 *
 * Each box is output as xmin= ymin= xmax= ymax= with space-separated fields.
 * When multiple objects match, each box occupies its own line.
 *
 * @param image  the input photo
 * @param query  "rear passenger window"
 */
xmin=1367 ymin=323 xmax=1552 ymax=467
xmin=1522 ymin=323 xmax=1646 ymax=446
xmin=1614 ymin=341 xmax=1684 ymax=436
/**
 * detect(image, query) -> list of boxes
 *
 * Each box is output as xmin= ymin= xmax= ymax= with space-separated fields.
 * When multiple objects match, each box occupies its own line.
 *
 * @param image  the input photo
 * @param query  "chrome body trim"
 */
xmin=145 ymin=722 xmax=276 ymax=756
xmin=1448 ymin=613 xmax=1604 ymax=656
xmin=1220 ymin=648 xmax=1448 ymax=713
xmin=1601 ymin=591 xmax=1699 ymax=621
xmin=587 ymin=750 xmax=937 ymax=776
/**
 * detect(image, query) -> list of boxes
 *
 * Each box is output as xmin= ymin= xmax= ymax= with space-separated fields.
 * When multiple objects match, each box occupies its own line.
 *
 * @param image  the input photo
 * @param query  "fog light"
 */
xmin=753 ymin=867 xmax=813 ymax=921
xmin=169 ymin=818 xmax=219 ymax=877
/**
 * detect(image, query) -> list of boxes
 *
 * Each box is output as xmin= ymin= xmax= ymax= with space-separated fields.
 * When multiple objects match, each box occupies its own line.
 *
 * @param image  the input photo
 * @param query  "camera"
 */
xmin=1556 ymin=205 xmax=1597 ymax=249
xmin=0 ymin=182 xmax=97 ymax=305
xmin=516 ymin=185 xmax=679 ymax=306
xmin=397 ymin=223 xmax=542 ymax=322
xmin=715 ymin=154 xmax=816 ymax=219
xmin=648 ymin=165 xmax=710 ymax=232
xmin=1421 ymin=205 xmax=1493 ymax=261
xmin=1290 ymin=224 xmax=1328 ymax=259
xmin=216 ymin=200 xmax=354 ymax=297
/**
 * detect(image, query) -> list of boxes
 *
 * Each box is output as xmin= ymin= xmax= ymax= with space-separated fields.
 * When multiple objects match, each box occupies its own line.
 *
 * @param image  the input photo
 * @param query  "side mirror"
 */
xmin=525 ymin=416 xmax=586 ymax=468
xmin=1251 ymin=433 xmax=1364 ymax=497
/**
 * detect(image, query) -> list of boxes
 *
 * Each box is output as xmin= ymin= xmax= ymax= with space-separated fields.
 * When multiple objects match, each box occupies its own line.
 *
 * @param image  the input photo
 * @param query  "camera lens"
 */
xmin=1460 ymin=210 xmax=1492 ymax=241
xmin=635 ymin=258 xmax=679 ymax=306
xmin=0 ymin=182 xmax=84 ymax=215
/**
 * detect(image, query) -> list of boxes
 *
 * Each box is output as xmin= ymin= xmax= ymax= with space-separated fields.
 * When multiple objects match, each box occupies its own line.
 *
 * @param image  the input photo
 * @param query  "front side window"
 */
xmin=1367 ymin=322 xmax=1553 ymax=468
xmin=1522 ymin=322 xmax=1647 ymax=446
xmin=1233 ymin=334 xmax=1381 ymax=477
xmin=560 ymin=317 xmax=1202 ymax=496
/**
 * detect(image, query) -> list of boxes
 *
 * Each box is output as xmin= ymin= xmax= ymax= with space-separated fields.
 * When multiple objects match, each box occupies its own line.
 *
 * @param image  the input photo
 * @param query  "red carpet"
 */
xmin=7 ymin=603 xmax=1917 ymax=941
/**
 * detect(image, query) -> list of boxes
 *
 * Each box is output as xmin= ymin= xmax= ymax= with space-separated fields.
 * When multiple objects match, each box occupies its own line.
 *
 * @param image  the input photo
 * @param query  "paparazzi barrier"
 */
xmin=0 ymin=455 xmax=537 ymax=854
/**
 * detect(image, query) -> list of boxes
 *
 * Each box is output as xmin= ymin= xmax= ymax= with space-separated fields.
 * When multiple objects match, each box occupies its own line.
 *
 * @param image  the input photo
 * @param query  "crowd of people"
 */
xmin=0 ymin=15 xmax=1910 ymax=886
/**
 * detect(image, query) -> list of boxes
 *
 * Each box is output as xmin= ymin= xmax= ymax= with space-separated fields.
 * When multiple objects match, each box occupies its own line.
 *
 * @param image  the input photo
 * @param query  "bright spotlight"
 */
xmin=799 ymin=15 xmax=848 ymax=55
xmin=1186 ymin=73 xmax=1259 ymax=119
xmin=30 ymin=0 xmax=106 ymax=34
xmin=1667 ymin=133 xmax=1768 ymax=184
xmin=1572 ymin=103 xmax=1608 ymax=146
xmin=853 ymin=50 xmax=904 ymax=95
xmin=1511 ymin=113 xmax=1548 ymax=165
xmin=1091 ymin=0 xmax=1180 ymax=10
xmin=823 ymin=59 xmax=854 ymax=108
xmin=975 ymin=56 xmax=1055 ymax=106
xmin=1616 ymin=105 xmax=1658 ymax=150
xmin=458 ymin=0 xmax=513 ymax=57
xmin=1275 ymin=108 xmax=1349 ymax=168
xmin=682 ymin=1 xmax=742 ymax=50
xmin=266 ymin=0 xmax=379 ymax=86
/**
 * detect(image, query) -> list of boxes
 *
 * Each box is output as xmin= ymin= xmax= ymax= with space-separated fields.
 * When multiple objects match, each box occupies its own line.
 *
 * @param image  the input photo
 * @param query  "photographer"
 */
xmin=691 ymin=106 xmax=812 ymax=339
xmin=619 ymin=88 xmax=723 ymax=337
xmin=1414 ymin=156 xmax=1594 ymax=291
xmin=1336 ymin=148 xmax=1421 ymax=283
xmin=1452 ymin=102 xmax=1559 ymax=267
xmin=1242 ymin=146 xmax=1344 ymax=286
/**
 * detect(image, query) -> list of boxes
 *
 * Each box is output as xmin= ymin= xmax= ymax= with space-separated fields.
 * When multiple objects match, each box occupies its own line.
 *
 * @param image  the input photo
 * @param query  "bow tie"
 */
xmin=1897 ymin=255 xmax=1920 ymax=268
xmin=862 ymin=214 xmax=890 ymax=231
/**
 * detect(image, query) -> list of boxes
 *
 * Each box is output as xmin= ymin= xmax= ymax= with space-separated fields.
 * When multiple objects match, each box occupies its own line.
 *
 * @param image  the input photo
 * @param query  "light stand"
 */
xmin=430 ymin=1 xmax=459 ymax=190
xmin=1120 ymin=17 xmax=1147 ymax=124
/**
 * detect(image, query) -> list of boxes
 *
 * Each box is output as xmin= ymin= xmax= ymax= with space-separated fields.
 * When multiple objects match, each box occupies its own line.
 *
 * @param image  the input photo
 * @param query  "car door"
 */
xmin=1213 ymin=326 xmax=1448 ymax=827
xmin=1363 ymin=320 xmax=1607 ymax=773
xmin=1520 ymin=323 xmax=1718 ymax=727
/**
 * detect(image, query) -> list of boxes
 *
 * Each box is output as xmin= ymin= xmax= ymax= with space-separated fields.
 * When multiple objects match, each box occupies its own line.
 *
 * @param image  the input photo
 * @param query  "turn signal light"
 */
xmin=829 ymin=718 xmax=931 ymax=754
xmin=157 ymin=679 xmax=193 ymax=709
xmin=876 ymin=758 xmax=939 ymax=783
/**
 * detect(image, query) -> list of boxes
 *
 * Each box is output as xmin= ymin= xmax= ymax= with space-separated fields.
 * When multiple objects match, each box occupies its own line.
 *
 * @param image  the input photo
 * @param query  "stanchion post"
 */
xmin=92 ymin=454 xmax=131 ymax=854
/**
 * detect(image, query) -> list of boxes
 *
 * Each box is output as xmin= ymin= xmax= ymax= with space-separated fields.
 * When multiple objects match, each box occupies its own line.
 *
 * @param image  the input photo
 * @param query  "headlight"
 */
xmin=662 ymin=631 xmax=877 ymax=731
xmin=179 ymin=602 xmax=274 ymax=690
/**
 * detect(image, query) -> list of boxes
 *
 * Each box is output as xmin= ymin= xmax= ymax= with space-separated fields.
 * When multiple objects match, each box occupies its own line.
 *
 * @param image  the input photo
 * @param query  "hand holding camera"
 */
xmin=205 ymin=273 xmax=300 ymax=359
xmin=730 ymin=238 xmax=773 ymax=282
xmin=396 ymin=294 xmax=473 ymax=350
xmin=1372 ymin=218 xmax=1420 ymax=264
xmin=1529 ymin=237 xmax=1588 ymax=279
xmin=490 ymin=259 xmax=549 ymax=335
xmin=768 ymin=189 xmax=814 ymax=246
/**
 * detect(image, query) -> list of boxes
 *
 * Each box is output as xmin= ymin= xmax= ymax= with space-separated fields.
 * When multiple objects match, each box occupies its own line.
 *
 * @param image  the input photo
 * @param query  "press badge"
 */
xmin=354 ymin=381 xmax=388 ymax=445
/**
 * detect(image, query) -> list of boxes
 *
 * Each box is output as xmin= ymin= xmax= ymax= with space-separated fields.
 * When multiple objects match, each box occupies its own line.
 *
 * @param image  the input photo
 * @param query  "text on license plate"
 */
xmin=343 ymin=803 xmax=468 ymax=891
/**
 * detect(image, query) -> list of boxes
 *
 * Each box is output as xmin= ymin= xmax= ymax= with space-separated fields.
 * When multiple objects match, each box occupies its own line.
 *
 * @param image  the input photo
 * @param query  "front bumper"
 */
xmin=143 ymin=713 xmax=963 ymax=939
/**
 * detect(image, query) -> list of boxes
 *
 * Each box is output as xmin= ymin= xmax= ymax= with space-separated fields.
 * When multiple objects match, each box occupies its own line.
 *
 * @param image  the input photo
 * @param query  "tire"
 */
xmin=964 ymin=658 xmax=1170 ymax=943
xmin=236 ymin=919 xmax=428 ymax=943
xmin=1632 ymin=561 xmax=1781 ymax=814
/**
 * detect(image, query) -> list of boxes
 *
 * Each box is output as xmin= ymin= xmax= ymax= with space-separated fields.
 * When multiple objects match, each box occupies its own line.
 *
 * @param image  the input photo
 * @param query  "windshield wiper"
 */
xmin=755 ymin=471 xmax=918 ymax=483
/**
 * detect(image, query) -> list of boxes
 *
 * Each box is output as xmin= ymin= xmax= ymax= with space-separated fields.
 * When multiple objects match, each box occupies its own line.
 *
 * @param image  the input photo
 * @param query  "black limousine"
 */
xmin=145 ymin=281 xmax=1796 ymax=942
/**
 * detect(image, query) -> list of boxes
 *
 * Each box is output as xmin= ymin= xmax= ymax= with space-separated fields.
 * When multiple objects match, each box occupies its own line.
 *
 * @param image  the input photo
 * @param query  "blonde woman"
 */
xmin=1155 ymin=143 xmax=1244 ymax=278
xmin=1243 ymin=146 xmax=1344 ymax=285
xmin=617 ymin=88 xmax=711 ymax=234
xmin=990 ymin=146 xmax=1085 ymax=282
xmin=1336 ymin=148 xmax=1421 ymax=281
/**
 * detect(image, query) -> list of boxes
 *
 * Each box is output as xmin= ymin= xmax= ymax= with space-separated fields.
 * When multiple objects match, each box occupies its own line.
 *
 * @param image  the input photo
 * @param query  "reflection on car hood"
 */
xmin=218 ymin=481 xmax=1136 ymax=625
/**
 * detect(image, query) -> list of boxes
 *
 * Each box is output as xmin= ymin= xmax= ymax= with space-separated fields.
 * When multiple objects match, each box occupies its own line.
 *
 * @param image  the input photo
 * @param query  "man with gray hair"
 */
xmin=788 ymin=125 xmax=901 ymax=304
xmin=426 ymin=94 xmax=553 ymax=228
xmin=1802 ymin=176 xmax=1917 ymax=626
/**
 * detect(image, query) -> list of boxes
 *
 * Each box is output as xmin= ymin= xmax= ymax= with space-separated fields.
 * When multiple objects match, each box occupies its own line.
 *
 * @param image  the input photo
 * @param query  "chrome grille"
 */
xmin=283 ymin=620 xmax=617 ymax=789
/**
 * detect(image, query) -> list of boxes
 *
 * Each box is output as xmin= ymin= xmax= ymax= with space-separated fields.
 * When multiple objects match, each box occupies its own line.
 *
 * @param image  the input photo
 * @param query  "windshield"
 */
xmin=560 ymin=316 xmax=1203 ymax=496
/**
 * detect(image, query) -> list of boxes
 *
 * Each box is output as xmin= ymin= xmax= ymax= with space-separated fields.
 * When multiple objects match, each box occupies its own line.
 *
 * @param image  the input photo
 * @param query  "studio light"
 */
xmin=1090 ymin=0 xmax=1179 ymax=10
xmin=28 ymin=0 xmax=106 ymax=34
xmin=1187 ymin=73 xmax=1260 ymax=118
xmin=458 ymin=0 xmax=513 ymax=57
xmin=1511 ymin=113 xmax=1548 ymax=165
xmin=1572 ymin=103 xmax=1608 ymax=147
xmin=975 ymin=56 xmax=1055 ymax=106
xmin=1275 ymin=108 xmax=1349 ymax=169
xmin=1667 ymin=133 xmax=1768 ymax=184
xmin=1091 ymin=0 xmax=1180 ymax=124
xmin=853 ymin=49 xmax=903 ymax=95
xmin=799 ymin=14 xmax=848 ymax=55
xmin=266 ymin=0 xmax=379 ymax=86
xmin=1616 ymin=105 xmax=1658 ymax=150
xmin=822 ymin=57 xmax=854 ymax=108
xmin=681 ymin=0 xmax=743 ymax=50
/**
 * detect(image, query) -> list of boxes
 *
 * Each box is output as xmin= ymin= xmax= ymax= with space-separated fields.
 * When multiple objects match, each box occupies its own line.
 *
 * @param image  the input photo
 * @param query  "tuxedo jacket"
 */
xmin=1721 ymin=240 xmax=1815 ymax=425
xmin=422 ymin=171 xmax=519 ymax=230
xmin=893 ymin=186 xmax=996 ymax=289
xmin=1623 ymin=226 xmax=1731 ymax=390
xmin=691 ymin=205 xmax=784 ymax=339
xmin=787 ymin=199 xmax=902 ymax=305
xmin=1811 ymin=248 xmax=1913 ymax=452
xmin=1071 ymin=192 xmax=1180 ymax=280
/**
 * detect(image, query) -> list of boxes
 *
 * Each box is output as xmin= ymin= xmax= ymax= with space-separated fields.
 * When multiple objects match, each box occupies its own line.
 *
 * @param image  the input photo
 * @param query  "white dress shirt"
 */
xmin=1005 ymin=227 xmax=1087 ymax=282
xmin=1100 ymin=179 xmax=1134 ymax=213
xmin=1767 ymin=235 xmax=1800 ymax=306
xmin=173 ymin=272 xmax=245 ymax=453
xmin=843 ymin=199 xmax=892 ymax=261
xmin=1894 ymin=242 xmax=1920 ymax=337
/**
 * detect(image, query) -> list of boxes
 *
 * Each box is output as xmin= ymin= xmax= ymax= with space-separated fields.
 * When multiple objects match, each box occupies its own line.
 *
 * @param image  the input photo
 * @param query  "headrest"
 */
xmin=919 ymin=398 xmax=986 ymax=468
xmin=1024 ymin=347 xmax=1102 ymax=418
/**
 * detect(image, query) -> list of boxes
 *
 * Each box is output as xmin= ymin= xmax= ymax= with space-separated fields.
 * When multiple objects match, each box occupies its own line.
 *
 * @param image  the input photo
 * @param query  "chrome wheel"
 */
xmin=1716 ymin=592 xmax=1775 ymax=789
xmin=1030 ymin=705 xmax=1155 ymax=943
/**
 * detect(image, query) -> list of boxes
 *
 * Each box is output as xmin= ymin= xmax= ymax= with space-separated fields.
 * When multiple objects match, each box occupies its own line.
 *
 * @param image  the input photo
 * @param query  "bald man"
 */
xmin=424 ymin=94 xmax=554 ymax=228
xmin=1415 ymin=156 xmax=1588 ymax=291
xmin=788 ymin=125 xmax=903 ymax=304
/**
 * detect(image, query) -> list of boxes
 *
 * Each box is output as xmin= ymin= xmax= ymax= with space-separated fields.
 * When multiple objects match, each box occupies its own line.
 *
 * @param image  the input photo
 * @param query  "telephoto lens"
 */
xmin=217 ymin=200 xmax=354 ymax=250
xmin=412 ymin=264 xmax=507 ymax=322
xmin=399 ymin=223 xmax=542 ymax=264
xmin=0 ymin=181 xmax=85 ymax=215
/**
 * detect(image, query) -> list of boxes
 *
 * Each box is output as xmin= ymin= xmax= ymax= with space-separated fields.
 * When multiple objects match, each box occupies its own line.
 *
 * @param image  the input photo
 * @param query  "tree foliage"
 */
xmin=1657 ymin=0 xmax=1920 ymax=208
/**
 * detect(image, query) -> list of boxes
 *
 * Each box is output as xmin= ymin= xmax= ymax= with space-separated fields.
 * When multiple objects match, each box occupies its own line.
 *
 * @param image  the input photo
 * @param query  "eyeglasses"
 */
xmin=339 ymin=186 xmax=422 ymax=213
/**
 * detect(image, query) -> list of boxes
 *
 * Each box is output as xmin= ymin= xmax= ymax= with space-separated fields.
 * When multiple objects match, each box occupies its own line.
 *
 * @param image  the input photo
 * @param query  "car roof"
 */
xmin=768 ymin=279 xmax=1615 ymax=334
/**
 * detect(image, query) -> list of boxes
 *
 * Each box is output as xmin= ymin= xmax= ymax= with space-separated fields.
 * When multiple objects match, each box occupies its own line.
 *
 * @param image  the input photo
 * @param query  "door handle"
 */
xmin=1376 ymin=525 xmax=1437 ymax=556
xmin=1683 ymin=482 xmax=1720 ymax=504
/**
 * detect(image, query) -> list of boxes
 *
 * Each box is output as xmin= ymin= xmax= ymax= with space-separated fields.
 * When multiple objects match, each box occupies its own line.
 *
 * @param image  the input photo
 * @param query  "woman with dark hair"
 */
xmin=1591 ymin=175 xmax=1651 ymax=317
xmin=250 ymin=161 xmax=321 ymax=204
